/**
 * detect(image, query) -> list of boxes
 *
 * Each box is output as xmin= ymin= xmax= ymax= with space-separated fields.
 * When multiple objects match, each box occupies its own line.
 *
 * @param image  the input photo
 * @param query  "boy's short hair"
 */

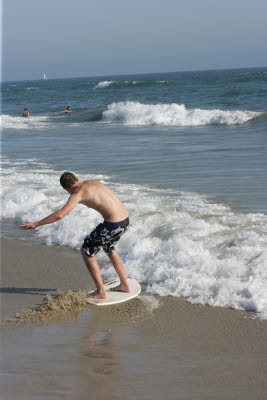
xmin=60 ymin=172 xmax=78 ymax=189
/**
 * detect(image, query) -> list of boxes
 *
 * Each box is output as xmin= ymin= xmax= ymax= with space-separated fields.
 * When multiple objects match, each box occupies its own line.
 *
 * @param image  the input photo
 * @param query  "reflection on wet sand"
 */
xmin=81 ymin=310 xmax=122 ymax=376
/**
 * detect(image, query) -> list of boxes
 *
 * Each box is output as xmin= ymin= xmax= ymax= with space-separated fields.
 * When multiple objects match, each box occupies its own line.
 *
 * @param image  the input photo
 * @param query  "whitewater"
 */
xmin=103 ymin=101 xmax=261 ymax=126
xmin=1 ymin=157 xmax=267 ymax=318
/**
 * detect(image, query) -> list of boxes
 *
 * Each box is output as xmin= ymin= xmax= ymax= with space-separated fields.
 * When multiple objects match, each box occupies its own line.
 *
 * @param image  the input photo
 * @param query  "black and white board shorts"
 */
xmin=82 ymin=217 xmax=129 ymax=257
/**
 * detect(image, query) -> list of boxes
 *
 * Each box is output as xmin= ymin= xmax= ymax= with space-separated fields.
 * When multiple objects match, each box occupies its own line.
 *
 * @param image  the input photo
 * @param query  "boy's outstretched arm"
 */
xmin=20 ymin=193 xmax=81 ymax=230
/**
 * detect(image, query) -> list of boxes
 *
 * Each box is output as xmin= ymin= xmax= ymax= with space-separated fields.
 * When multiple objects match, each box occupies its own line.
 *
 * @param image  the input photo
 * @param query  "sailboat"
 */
xmin=43 ymin=73 xmax=47 ymax=80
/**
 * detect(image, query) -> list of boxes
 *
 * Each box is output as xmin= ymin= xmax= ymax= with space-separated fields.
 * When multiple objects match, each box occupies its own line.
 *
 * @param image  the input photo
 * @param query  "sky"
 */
xmin=2 ymin=0 xmax=267 ymax=81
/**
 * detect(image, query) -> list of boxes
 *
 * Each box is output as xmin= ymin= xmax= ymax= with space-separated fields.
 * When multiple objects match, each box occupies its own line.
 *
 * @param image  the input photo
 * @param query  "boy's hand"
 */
xmin=20 ymin=222 xmax=37 ymax=230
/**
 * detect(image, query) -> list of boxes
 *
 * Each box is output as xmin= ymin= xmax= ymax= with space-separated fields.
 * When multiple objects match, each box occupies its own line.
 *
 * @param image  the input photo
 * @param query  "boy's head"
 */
xmin=60 ymin=172 xmax=78 ymax=190
xmin=24 ymin=108 xmax=27 ymax=111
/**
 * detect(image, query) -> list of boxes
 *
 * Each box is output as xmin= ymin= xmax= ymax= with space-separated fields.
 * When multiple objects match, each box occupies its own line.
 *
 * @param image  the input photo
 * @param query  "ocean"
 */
xmin=1 ymin=67 xmax=267 ymax=318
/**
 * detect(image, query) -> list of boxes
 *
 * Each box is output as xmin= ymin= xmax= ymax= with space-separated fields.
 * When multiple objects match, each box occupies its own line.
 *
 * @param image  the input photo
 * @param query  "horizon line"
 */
xmin=2 ymin=65 xmax=267 ymax=83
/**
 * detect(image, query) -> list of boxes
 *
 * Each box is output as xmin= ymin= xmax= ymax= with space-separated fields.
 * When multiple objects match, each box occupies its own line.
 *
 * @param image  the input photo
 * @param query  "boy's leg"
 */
xmin=81 ymin=248 xmax=107 ymax=299
xmin=108 ymin=251 xmax=131 ymax=292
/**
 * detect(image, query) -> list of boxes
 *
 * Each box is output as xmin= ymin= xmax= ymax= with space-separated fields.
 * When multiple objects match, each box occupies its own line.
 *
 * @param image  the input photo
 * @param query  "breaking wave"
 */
xmin=94 ymin=80 xmax=169 ymax=89
xmin=103 ymin=101 xmax=261 ymax=126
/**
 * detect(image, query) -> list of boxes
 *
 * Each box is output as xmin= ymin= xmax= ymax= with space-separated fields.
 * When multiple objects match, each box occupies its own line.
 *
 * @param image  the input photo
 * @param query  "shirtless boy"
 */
xmin=20 ymin=172 xmax=130 ymax=299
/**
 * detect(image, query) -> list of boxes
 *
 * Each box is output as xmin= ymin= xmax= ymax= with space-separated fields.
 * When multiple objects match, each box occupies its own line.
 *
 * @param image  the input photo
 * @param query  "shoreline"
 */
xmin=1 ymin=236 xmax=263 ymax=322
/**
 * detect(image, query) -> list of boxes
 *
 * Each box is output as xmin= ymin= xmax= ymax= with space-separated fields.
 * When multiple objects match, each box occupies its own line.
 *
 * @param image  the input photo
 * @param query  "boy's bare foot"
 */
xmin=110 ymin=283 xmax=131 ymax=293
xmin=87 ymin=291 xmax=107 ymax=300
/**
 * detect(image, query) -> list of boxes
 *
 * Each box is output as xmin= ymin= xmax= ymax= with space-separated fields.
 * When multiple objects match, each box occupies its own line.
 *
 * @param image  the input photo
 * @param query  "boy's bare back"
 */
xmin=74 ymin=180 xmax=128 ymax=222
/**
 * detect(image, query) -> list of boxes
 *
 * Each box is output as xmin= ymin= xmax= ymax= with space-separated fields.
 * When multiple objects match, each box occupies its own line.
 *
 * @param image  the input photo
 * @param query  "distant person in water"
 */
xmin=58 ymin=106 xmax=72 ymax=114
xmin=20 ymin=172 xmax=130 ymax=299
xmin=22 ymin=108 xmax=29 ymax=117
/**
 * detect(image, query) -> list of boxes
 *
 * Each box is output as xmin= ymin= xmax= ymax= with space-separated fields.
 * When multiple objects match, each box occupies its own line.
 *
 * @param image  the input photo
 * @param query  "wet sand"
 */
xmin=1 ymin=237 xmax=267 ymax=399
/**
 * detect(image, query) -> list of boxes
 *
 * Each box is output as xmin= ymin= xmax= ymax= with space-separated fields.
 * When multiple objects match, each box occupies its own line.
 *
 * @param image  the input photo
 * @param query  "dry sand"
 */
xmin=1 ymin=237 xmax=266 ymax=400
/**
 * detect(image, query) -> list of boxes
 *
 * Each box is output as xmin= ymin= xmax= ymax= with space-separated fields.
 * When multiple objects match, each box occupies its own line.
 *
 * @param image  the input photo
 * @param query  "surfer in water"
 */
xmin=20 ymin=172 xmax=130 ymax=299
xmin=58 ymin=106 xmax=72 ymax=114
xmin=22 ymin=108 xmax=29 ymax=117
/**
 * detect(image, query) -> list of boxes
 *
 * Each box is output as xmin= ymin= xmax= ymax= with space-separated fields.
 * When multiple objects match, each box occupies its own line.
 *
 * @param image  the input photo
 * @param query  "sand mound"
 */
xmin=1 ymin=290 xmax=87 ymax=325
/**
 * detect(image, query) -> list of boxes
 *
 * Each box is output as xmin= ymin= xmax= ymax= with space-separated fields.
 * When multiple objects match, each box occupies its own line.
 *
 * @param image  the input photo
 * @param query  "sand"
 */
xmin=1 ymin=237 xmax=266 ymax=400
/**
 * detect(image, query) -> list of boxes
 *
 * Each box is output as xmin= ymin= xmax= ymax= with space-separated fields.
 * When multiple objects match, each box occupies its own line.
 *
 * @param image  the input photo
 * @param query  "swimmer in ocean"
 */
xmin=22 ymin=108 xmax=29 ymax=117
xmin=58 ymin=106 xmax=72 ymax=114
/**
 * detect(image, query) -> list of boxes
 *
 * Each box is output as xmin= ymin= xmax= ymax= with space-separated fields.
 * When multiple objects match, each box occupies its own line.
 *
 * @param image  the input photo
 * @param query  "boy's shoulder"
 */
xmin=80 ymin=180 xmax=102 ymax=191
xmin=83 ymin=179 xmax=98 ymax=186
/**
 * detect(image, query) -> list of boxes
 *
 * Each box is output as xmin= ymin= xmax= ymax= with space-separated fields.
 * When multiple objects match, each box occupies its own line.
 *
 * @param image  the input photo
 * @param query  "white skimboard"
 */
xmin=86 ymin=277 xmax=141 ymax=306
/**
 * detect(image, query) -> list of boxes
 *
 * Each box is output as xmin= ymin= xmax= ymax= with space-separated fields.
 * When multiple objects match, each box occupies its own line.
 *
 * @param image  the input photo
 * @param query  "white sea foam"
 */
xmin=95 ymin=80 xmax=159 ymax=88
xmin=94 ymin=81 xmax=114 ymax=89
xmin=1 ymin=157 xmax=267 ymax=318
xmin=103 ymin=101 xmax=261 ymax=126
xmin=0 ymin=114 xmax=51 ymax=130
